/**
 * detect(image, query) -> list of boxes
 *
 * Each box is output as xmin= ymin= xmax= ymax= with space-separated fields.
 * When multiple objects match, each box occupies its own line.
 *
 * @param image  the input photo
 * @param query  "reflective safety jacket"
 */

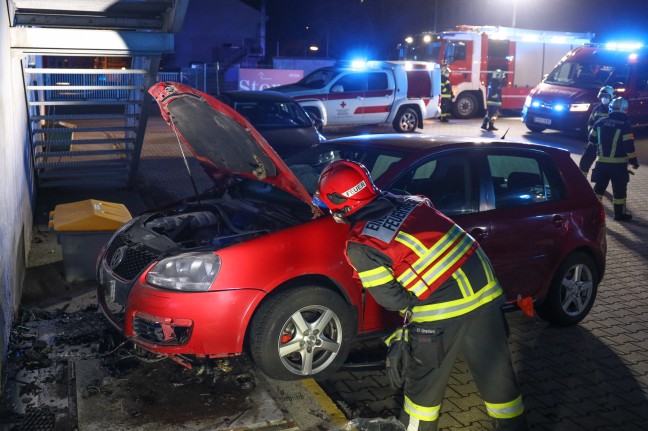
xmin=581 ymin=111 xmax=638 ymax=173
xmin=587 ymin=103 xmax=608 ymax=133
xmin=486 ymin=78 xmax=502 ymax=107
xmin=345 ymin=195 xmax=504 ymax=323
xmin=441 ymin=75 xmax=453 ymax=99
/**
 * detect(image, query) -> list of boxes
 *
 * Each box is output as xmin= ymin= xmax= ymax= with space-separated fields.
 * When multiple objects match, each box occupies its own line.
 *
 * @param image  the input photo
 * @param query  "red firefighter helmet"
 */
xmin=316 ymin=160 xmax=380 ymax=218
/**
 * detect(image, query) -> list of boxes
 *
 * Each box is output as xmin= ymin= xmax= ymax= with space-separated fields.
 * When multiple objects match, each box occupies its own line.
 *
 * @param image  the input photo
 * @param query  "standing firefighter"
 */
xmin=315 ymin=160 xmax=527 ymax=431
xmin=481 ymin=69 xmax=504 ymax=131
xmin=439 ymin=65 xmax=453 ymax=122
xmin=587 ymin=85 xmax=614 ymax=133
xmin=579 ymin=97 xmax=639 ymax=221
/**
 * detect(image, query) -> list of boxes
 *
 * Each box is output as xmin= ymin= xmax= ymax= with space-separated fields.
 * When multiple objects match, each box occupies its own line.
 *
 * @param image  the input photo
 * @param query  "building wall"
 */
xmin=164 ymin=0 xmax=261 ymax=69
xmin=0 ymin=1 xmax=36 ymax=377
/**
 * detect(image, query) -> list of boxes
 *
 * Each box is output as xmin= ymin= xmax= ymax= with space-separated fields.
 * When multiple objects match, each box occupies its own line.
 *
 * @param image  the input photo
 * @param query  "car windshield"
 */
xmin=234 ymin=100 xmax=313 ymax=128
xmin=296 ymin=68 xmax=340 ymax=89
xmin=284 ymin=144 xmax=407 ymax=195
xmin=544 ymin=60 xmax=629 ymax=89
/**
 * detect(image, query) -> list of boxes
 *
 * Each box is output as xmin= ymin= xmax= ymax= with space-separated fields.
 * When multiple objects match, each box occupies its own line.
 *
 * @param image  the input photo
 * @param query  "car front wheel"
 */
xmin=536 ymin=252 xmax=599 ymax=326
xmin=525 ymin=123 xmax=546 ymax=133
xmin=393 ymin=107 xmax=418 ymax=133
xmin=249 ymin=286 xmax=355 ymax=380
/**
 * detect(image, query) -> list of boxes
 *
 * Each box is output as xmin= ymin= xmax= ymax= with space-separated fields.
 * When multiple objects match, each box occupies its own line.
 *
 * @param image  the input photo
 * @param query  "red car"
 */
xmin=97 ymin=82 xmax=606 ymax=380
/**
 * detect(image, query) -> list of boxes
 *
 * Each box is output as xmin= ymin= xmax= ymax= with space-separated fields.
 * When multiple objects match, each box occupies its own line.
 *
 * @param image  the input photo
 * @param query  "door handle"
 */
xmin=469 ymin=227 xmax=489 ymax=241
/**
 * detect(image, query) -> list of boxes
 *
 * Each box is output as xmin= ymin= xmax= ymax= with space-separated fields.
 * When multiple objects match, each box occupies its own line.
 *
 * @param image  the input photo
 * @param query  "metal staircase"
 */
xmin=24 ymin=59 xmax=158 ymax=188
xmin=8 ymin=0 xmax=190 ymax=189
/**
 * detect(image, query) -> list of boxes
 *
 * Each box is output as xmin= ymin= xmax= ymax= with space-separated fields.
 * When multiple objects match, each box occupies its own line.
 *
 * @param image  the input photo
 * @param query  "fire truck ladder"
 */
xmin=24 ymin=59 xmax=159 ymax=189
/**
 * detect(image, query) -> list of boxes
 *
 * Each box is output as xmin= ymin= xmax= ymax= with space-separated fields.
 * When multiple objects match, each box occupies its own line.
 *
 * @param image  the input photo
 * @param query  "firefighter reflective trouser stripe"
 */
xmin=410 ymin=248 xmax=503 ymax=322
xmin=399 ymin=310 xmax=525 ymax=431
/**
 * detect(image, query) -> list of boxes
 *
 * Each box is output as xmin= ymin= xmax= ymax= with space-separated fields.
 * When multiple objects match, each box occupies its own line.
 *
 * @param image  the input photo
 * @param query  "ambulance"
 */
xmin=522 ymin=43 xmax=648 ymax=136
xmin=398 ymin=25 xmax=593 ymax=118
xmin=271 ymin=60 xmax=441 ymax=133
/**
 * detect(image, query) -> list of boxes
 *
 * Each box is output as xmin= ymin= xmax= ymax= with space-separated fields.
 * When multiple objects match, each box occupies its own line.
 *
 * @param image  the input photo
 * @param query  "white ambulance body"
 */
xmin=272 ymin=61 xmax=441 ymax=133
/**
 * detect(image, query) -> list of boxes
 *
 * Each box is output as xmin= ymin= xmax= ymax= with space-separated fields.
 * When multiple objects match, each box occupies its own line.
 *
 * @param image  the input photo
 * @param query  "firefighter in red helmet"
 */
xmin=315 ymin=160 xmax=527 ymax=431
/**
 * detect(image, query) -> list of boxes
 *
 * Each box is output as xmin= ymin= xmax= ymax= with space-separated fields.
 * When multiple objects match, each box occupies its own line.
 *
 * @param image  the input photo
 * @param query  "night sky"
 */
xmin=263 ymin=0 xmax=648 ymax=60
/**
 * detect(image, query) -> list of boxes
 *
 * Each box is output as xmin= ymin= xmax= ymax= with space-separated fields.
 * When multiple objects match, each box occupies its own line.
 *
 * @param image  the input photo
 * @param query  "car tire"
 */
xmin=451 ymin=93 xmax=479 ymax=119
xmin=536 ymin=252 xmax=599 ymax=327
xmin=393 ymin=107 xmax=418 ymax=133
xmin=249 ymin=286 xmax=355 ymax=380
xmin=526 ymin=124 xmax=546 ymax=133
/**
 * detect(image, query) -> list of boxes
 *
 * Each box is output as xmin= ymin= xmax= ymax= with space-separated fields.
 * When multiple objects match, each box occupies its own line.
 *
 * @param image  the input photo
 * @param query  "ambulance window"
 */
xmin=367 ymin=72 xmax=388 ymax=91
xmin=333 ymin=73 xmax=366 ymax=92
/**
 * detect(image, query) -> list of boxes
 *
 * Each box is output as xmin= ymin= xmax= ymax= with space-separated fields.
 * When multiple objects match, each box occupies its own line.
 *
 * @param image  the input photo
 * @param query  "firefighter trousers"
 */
xmin=399 ymin=309 xmax=526 ymax=431
xmin=591 ymin=162 xmax=630 ymax=204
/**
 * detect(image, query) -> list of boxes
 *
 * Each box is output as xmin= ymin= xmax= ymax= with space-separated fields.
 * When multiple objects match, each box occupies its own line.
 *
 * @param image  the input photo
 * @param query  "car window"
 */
xmin=286 ymin=146 xmax=407 ymax=195
xmin=386 ymin=154 xmax=478 ymax=217
xmin=487 ymin=154 xmax=564 ymax=209
xmin=233 ymin=101 xmax=310 ymax=127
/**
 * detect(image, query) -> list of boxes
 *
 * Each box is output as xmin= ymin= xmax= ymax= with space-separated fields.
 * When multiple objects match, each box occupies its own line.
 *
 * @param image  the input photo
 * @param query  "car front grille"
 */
xmin=104 ymin=233 xmax=159 ymax=280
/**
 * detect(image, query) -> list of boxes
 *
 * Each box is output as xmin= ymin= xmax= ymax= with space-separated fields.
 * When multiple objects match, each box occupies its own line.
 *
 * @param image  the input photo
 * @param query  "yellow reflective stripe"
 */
xmin=452 ymin=268 xmax=472 ymax=297
xmin=627 ymin=151 xmax=636 ymax=158
xmin=623 ymin=132 xmax=634 ymax=140
xmin=398 ymin=225 xmax=464 ymax=287
xmin=403 ymin=395 xmax=440 ymax=422
xmin=396 ymin=231 xmax=427 ymax=257
xmin=613 ymin=197 xmax=627 ymax=204
xmin=358 ymin=266 xmax=394 ymax=288
xmin=610 ymin=128 xmax=621 ymax=157
xmin=596 ymin=156 xmax=628 ymax=163
xmin=476 ymin=248 xmax=495 ymax=283
xmin=485 ymin=395 xmax=525 ymax=419
xmin=420 ymin=234 xmax=474 ymax=289
xmin=384 ymin=327 xmax=409 ymax=346
xmin=411 ymin=281 xmax=503 ymax=322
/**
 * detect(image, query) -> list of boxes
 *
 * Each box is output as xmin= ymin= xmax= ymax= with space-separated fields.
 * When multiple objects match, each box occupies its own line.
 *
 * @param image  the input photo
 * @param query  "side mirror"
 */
xmin=331 ymin=84 xmax=344 ymax=93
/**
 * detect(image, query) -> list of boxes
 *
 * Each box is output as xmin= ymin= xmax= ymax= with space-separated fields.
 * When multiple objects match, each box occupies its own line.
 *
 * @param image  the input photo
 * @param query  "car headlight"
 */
xmin=146 ymin=252 xmax=221 ymax=291
xmin=570 ymin=103 xmax=590 ymax=112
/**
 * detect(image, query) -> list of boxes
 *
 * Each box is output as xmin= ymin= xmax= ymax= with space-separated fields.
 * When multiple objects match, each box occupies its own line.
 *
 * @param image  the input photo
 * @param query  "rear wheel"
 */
xmin=451 ymin=92 xmax=479 ymax=119
xmin=393 ymin=107 xmax=418 ymax=133
xmin=536 ymin=252 xmax=599 ymax=326
xmin=249 ymin=286 xmax=355 ymax=380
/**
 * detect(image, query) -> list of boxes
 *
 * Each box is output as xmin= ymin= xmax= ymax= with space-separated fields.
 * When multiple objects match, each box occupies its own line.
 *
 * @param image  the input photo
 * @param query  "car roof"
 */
xmin=326 ymin=133 xmax=570 ymax=156
xmin=220 ymin=90 xmax=296 ymax=103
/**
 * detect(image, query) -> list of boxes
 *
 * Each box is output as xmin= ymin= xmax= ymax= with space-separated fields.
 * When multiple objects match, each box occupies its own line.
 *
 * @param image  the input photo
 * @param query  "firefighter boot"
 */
xmin=481 ymin=117 xmax=489 ymax=130
xmin=488 ymin=120 xmax=498 ymax=131
xmin=614 ymin=204 xmax=632 ymax=221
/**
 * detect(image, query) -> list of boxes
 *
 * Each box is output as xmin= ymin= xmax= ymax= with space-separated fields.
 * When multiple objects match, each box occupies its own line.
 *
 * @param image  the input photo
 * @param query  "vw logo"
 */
xmin=110 ymin=246 xmax=128 ymax=269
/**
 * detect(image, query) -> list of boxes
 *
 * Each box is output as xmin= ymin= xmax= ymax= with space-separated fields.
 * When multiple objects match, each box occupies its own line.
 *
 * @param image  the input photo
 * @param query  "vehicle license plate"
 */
xmin=534 ymin=117 xmax=551 ymax=125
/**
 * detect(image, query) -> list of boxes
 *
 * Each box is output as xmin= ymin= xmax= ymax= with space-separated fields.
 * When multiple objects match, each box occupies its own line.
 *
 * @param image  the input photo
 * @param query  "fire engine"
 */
xmin=398 ymin=25 xmax=593 ymax=118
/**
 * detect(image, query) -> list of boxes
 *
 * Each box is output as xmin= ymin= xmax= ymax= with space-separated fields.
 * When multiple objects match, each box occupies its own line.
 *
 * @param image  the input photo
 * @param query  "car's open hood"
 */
xmin=149 ymin=82 xmax=322 ymax=217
